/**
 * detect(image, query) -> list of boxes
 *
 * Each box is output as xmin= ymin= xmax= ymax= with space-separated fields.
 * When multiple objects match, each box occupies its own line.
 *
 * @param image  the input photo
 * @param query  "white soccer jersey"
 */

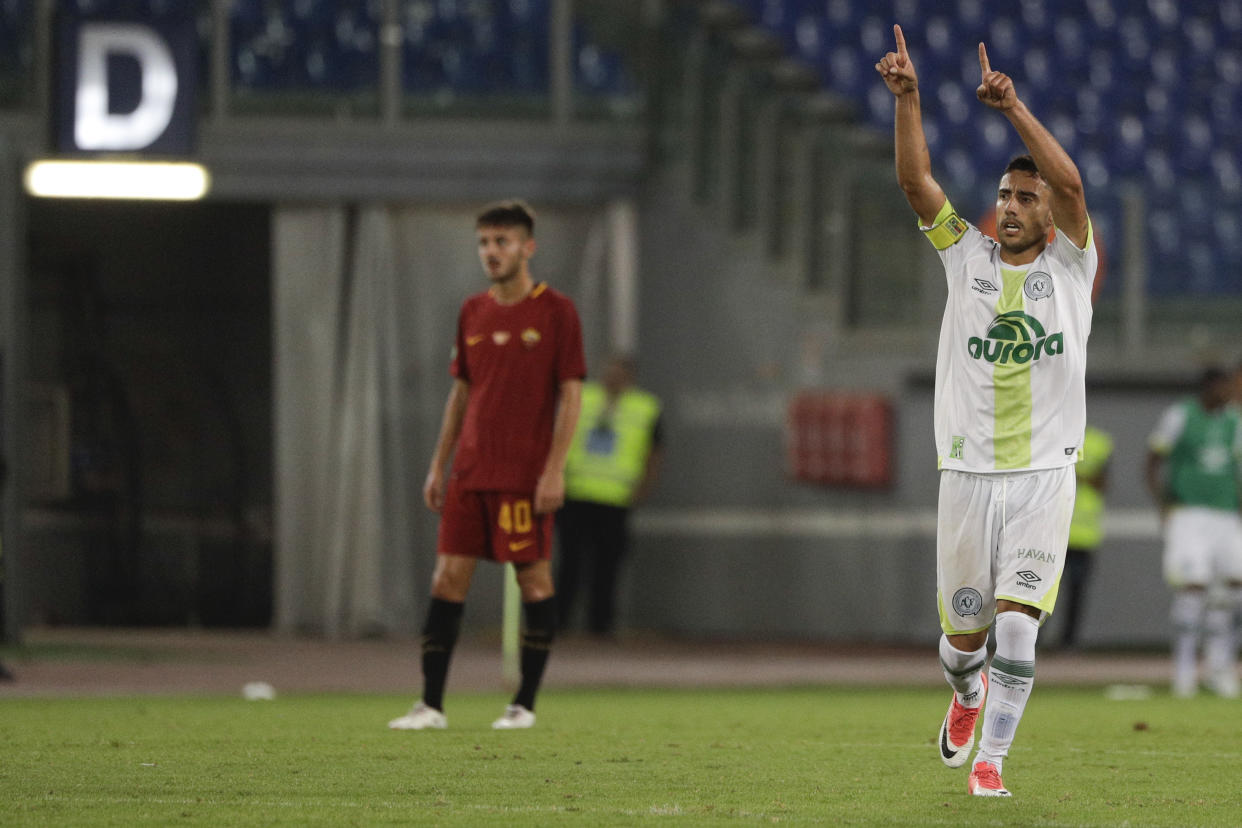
xmin=924 ymin=200 xmax=1098 ymax=472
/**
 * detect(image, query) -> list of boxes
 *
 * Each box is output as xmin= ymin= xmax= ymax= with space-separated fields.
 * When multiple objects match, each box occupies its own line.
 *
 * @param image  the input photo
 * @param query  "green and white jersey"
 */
xmin=923 ymin=200 xmax=1097 ymax=472
xmin=1148 ymin=398 xmax=1242 ymax=512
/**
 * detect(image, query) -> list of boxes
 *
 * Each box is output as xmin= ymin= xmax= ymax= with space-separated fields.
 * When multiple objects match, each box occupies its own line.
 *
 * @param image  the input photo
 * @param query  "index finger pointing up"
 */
xmin=894 ymin=24 xmax=908 ymax=58
xmin=978 ymin=41 xmax=991 ymax=74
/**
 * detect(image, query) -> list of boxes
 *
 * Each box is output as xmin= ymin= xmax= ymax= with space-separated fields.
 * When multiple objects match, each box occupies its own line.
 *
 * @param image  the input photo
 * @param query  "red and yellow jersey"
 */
xmin=450 ymin=282 xmax=585 ymax=492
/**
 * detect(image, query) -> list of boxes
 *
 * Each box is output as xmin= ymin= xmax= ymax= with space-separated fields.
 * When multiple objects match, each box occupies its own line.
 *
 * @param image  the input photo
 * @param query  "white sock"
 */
xmin=975 ymin=612 xmax=1039 ymax=773
xmin=1170 ymin=590 xmax=1206 ymax=692
xmin=939 ymin=634 xmax=987 ymax=707
xmin=1204 ymin=599 xmax=1236 ymax=683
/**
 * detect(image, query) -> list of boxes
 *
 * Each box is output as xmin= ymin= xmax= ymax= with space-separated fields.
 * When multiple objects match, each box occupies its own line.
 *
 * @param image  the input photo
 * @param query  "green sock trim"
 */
xmin=990 ymin=656 xmax=1035 ymax=678
xmin=941 ymin=656 xmax=987 ymax=677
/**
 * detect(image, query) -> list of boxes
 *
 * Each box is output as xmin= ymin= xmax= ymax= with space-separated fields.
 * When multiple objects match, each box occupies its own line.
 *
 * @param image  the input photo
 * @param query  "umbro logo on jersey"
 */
xmin=966 ymin=311 xmax=1064 ymax=365
xmin=971 ymin=278 xmax=999 ymax=294
xmin=1015 ymin=570 xmax=1041 ymax=590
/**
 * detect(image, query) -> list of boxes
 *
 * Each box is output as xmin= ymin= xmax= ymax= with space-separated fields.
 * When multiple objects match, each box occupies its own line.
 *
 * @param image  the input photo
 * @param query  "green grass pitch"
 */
xmin=2 ymin=686 xmax=1239 ymax=826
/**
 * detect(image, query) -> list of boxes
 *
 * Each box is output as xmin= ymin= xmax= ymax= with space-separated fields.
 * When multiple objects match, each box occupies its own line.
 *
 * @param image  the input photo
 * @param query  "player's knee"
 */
xmin=430 ymin=564 xmax=472 ymax=601
xmin=430 ymin=580 xmax=467 ymax=602
xmin=996 ymin=599 xmax=1041 ymax=620
xmin=520 ymin=583 xmax=554 ymax=603
xmin=514 ymin=564 xmax=554 ymax=602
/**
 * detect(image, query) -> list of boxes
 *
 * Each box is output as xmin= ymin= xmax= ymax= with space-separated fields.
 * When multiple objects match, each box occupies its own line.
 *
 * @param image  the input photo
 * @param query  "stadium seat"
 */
xmin=0 ymin=0 xmax=28 ymax=63
xmin=64 ymin=0 xmax=186 ymax=16
xmin=393 ymin=0 xmax=560 ymax=96
xmin=231 ymin=0 xmax=377 ymax=91
xmin=724 ymin=0 xmax=1242 ymax=294
xmin=574 ymin=37 xmax=633 ymax=97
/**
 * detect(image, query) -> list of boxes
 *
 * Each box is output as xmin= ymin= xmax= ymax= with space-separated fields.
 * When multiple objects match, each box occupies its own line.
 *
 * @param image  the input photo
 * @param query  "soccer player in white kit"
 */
xmin=877 ymin=26 xmax=1097 ymax=796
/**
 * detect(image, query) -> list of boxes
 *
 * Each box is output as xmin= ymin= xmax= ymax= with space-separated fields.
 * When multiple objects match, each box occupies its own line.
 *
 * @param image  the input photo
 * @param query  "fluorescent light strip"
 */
xmin=24 ymin=160 xmax=210 ymax=200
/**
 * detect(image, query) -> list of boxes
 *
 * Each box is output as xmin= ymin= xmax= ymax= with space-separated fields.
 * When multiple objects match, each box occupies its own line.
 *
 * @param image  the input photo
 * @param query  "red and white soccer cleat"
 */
xmin=938 ymin=673 xmax=987 ymax=768
xmin=968 ymin=761 xmax=1011 ymax=797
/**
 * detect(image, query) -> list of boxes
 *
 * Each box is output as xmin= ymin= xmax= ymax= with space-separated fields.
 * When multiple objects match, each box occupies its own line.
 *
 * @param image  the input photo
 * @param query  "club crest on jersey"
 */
xmin=521 ymin=327 xmax=541 ymax=348
xmin=952 ymin=587 xmax=983 ymax=617
xmin=492 ymin=331 xmax=511 ymax=346
xmin=1024 ymin=270 xmax=1054 ymax=300
xmin=966 ymin=311 xmax=1064 ymax=365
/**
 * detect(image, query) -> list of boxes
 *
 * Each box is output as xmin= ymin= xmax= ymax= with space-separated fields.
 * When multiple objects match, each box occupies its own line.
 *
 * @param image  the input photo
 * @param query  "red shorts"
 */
xmin=438 ymin=480 xmax=554 ymax=563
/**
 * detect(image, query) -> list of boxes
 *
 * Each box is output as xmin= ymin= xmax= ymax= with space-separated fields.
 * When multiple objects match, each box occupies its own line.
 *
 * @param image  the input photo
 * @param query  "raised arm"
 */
xmin=976 ymin=42 xmax=1089 ymax=248
xmin=876 ymin=24 xmax=946 ymax=225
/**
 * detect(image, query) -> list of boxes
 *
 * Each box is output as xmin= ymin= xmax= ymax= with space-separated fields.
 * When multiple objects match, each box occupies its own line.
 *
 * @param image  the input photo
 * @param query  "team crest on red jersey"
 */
xmin=492 ymin=331 xmax=511 ymax=346
xmin=521 ymin=328 xmax=541 ymax=347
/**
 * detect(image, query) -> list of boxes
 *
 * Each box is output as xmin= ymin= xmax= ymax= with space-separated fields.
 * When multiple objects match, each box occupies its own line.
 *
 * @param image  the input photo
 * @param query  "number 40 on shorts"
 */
xmin=498 ymin=499 xmax=533 ymax=534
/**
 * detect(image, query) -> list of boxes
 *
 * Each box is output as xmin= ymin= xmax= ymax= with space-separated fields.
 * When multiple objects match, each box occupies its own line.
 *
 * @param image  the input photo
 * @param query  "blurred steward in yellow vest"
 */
xmin=1059 ymin=425 xmax=1113 ymax=648
xmin=557 ymin=356 xmax=663 ymax=636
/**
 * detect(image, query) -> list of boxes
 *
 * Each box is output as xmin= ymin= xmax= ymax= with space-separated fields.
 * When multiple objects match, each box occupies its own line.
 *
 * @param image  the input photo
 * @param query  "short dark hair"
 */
xmin=476 ymin=200 xmax=535 ymax=235
xmin=1201 ymin=366 xmax=1229 ymax=390
xmin=1005 ymin=155 xmax=1041 ymax=177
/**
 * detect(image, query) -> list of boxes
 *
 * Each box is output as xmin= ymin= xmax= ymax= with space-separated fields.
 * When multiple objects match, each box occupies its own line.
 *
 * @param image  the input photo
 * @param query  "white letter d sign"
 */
xmin=75 ymin=23 xmax=178 ymax=151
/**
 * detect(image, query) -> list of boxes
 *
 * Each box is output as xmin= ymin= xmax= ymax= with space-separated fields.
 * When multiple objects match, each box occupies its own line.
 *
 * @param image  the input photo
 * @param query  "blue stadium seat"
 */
xmin=1145 ymin=205 xmax=1184 ymax=296
xmin=64 ymin=0 xmax=185 ymax=16
xmin=736 ymin=0 xmax=802 ymax=54
xmin=1182 ymin=240 xmax=1221 ymax=296
xmin=231 ymin=0 xmax=376 ymax=92
xmin=572 ymin=23 xmax=634 ymax=98
xmin=726 ymin=0 xmax=1242 ymax=293
xmin=0 ymin=0 xmax=29 ymax=57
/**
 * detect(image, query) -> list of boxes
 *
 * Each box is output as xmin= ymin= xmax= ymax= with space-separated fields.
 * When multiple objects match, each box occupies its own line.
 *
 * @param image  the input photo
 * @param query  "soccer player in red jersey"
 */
xmin=389 ymin=200 xmax=585 ymax=731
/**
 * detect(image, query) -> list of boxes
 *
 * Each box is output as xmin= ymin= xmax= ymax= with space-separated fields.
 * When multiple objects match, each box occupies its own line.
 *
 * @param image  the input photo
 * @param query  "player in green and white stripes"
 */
xmin=878 ymin=25 xmax=1097 ymax=797
xmin=1146 ymin=367 xmax=1242 ymax=698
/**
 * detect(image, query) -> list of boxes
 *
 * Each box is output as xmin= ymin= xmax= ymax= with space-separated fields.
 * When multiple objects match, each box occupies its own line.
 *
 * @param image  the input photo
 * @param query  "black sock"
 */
xmin=514 ymin=597 xmax=556 ymax=711
xmin=421 ymin=598 xmax=464 ymax=712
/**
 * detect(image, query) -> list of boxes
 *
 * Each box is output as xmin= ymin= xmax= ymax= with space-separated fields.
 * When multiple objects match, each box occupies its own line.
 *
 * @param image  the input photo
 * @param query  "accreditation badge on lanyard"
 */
xmin=586 ymin=420 xmax=617 ymax=456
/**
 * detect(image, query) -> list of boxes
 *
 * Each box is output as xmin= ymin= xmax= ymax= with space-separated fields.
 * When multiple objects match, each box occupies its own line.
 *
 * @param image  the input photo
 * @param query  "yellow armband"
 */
xmin=921 ymin=200 xmax=968 ymax=251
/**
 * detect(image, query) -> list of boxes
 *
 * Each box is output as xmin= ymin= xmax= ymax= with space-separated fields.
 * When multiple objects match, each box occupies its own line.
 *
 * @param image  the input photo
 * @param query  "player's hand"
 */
xmin=976 ymin=42 xmax=1018 ymax=111
xmin=876 ymin=24 xmax=918 ymax=96
xmin=533 ymin=468 xmax=565 ymax=514
xmin=423 ymin=467 xmax=445 ymax=512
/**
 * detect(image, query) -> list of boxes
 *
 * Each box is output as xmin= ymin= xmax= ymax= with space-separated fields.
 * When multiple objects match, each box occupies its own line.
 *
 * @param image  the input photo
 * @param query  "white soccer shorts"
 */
xmin=1162 ymin=506 xmax=1242 ymax=588
xmin=937 ymin=466 xmax=1076 ymax=634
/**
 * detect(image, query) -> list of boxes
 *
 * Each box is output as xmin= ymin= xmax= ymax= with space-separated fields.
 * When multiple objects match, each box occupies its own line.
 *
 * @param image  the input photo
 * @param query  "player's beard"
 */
xmin=486 ymin=257 xmax=521 ymax=284
xmin=996 ymin=221 xmax=1045 ymax=258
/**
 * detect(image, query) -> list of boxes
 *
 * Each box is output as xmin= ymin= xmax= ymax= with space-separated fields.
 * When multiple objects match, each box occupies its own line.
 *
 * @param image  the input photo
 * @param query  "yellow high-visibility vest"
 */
xmin=564 ymin=383 xmax=661 ymax=507
xmin=1068 ymin=425 xmax=1113 ymax=550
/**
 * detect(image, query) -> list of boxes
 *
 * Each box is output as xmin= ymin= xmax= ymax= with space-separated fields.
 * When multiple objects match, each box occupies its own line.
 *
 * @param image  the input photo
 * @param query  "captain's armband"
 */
xmin=920 ymin=200 xmax=968 ymax=251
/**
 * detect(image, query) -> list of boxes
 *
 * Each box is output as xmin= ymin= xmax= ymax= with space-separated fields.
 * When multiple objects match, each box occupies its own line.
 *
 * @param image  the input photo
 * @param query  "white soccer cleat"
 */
xmin=1172 ymin=675 xmax=1198 ymax=699
xmin=1207 ymin=671 xmax=1240 ymax=699
xmin=388 ymin=701 xmax=447 ymax=730
xmin=492 ymin=704 xmax=536 ymax=729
